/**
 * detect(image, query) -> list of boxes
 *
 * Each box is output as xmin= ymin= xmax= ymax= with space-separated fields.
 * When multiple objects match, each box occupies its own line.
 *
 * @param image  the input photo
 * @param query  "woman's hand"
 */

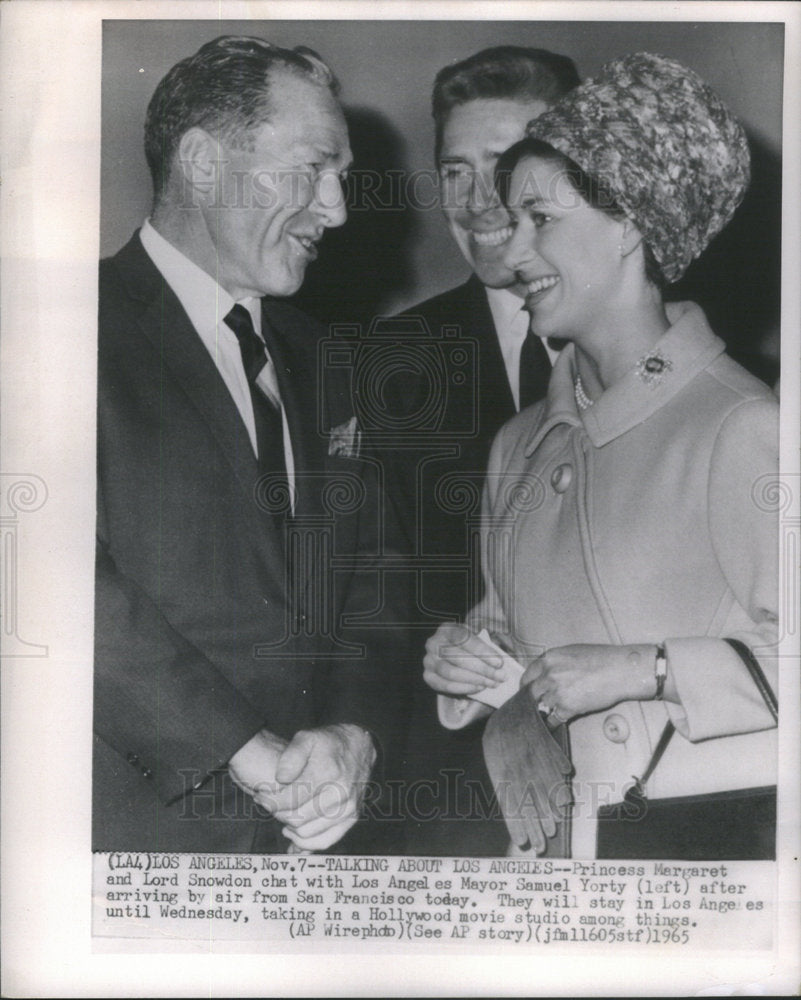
xmin=423 ymin=623 xmax=505 ymax=696
xmin=520 ymin=643 xmax=659 ymax=723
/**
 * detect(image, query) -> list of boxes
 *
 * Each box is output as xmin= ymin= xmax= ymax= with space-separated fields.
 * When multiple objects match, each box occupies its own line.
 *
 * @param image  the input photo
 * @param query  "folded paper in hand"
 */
xmin=470 ymin=629 xmax=525 ymax=709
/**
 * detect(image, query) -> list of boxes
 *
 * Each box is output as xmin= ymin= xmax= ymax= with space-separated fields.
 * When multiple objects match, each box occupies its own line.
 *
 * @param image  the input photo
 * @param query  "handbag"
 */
xmin=596 ymin=638 xmax=778 ymax=860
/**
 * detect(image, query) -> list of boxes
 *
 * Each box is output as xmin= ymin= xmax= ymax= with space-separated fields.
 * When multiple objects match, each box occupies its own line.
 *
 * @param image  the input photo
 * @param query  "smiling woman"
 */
xmin=501 ymin=155 xmax=637 ymax=352
xmin=424 ymin=53 xmax=779 ymax=861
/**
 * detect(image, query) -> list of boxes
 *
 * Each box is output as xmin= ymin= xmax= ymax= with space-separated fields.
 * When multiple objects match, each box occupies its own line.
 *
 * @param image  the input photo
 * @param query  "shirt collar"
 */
xmin=139 ymin=219 xmax=261 ymax=337
xmin=524 ymin=301 xmax=727 ymax=455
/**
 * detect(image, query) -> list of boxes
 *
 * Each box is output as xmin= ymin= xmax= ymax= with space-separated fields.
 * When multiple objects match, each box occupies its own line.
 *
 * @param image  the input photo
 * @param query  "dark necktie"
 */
xmin=518 ymin=328 xmax=552 ymax=410
xmin=224 ymin=304 xmax=287 ymax=486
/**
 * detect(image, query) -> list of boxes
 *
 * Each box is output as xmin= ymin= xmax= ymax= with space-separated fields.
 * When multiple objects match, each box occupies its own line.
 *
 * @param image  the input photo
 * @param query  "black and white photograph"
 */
xmin=1 ymin=2 xmax=799 ymax=996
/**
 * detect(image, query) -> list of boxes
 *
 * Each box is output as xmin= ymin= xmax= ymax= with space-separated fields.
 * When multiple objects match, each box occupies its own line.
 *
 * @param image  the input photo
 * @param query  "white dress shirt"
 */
xmin=139 ymin=220 xmax=295 ymax=495
xmin=486 ymin=286 xmax=561 ymax=411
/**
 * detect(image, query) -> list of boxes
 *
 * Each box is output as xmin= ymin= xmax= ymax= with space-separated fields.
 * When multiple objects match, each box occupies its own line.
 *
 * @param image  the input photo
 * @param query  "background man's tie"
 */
xmin=518 ymin=328 xmax=552 ymax=409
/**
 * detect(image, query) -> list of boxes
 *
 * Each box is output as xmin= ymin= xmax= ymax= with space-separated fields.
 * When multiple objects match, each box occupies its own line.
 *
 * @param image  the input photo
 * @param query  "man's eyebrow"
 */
xmin=439 ymin=147 xmax=509 ymax=164
xmin=294 ymin=141 xmax=343 ymax=160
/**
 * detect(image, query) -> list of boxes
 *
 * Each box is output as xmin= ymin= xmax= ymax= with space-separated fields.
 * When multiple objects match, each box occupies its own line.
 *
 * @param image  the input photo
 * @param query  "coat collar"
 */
xmin=524 ymin=301 xmax=726 ymax=455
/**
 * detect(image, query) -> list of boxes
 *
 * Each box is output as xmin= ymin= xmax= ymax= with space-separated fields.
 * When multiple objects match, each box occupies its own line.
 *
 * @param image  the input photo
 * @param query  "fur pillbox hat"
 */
xmin=525 ymin=52 xmax=751 ymax=283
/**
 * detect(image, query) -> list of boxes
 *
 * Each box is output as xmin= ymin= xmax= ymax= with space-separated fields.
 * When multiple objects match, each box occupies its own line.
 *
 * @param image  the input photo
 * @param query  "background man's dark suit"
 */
xmin=94 ymin=233 xmax=405 ymax=853
xmin=387 ymin=274 xmax=521 ymax=856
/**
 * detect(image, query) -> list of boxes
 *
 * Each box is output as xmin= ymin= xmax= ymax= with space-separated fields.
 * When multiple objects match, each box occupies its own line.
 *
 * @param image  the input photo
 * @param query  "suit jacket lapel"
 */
xmin=261 ymin=299 xmax=354 ymax=620
xmin=112 ymin=234 xmax=279 ymax=534
xmin=261 ymin=299 xmax=329 ymax=518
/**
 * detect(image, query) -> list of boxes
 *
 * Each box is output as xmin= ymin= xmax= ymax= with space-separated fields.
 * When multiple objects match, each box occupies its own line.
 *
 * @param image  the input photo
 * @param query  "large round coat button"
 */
xmin=602 ymin=713 xmax=630 ymax=743
xmin=550 ymin=463 xmax=573 ymax=493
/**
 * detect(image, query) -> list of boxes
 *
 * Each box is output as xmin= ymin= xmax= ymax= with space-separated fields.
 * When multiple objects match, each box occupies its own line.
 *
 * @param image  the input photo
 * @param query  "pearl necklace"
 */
xmin=574 ymin=375 xmax=594 ymax=410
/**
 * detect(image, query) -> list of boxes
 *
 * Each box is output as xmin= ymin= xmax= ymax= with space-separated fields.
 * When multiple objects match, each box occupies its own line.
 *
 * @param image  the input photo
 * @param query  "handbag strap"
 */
xmin=637 ymin=720 xmax=676 ymax=791
xmin=632 ymin=638 xmax=778 ymax=796
xmin=723 ymin=637 xmax=778 ymax=721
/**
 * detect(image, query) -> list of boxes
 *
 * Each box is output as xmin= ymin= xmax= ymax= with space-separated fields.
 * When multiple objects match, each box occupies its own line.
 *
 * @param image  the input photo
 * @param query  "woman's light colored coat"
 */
xmin=439 ymin=302 xmax=779 ymax=857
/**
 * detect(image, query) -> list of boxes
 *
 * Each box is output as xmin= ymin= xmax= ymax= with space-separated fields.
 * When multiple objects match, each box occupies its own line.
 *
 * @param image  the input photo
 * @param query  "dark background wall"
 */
xmin=102 ymin=19 xmax=783 ymax=377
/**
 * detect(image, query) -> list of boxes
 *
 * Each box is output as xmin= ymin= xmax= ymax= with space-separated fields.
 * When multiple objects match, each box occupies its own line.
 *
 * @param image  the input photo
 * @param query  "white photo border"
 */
xmin=1 ymin=1 xmax=799 ymax=995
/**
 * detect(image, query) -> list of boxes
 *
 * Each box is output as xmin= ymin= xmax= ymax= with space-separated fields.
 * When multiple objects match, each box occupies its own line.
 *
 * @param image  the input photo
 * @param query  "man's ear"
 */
xmin=619 ymin=217 xmax=644 ymax=258
xmin=175 ymin=127 xmax=219 ymax=197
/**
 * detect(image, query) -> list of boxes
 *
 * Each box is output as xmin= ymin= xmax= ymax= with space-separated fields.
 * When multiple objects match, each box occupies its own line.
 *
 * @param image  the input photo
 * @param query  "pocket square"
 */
xmin=328 ymin=415 xmax=361 ymax=458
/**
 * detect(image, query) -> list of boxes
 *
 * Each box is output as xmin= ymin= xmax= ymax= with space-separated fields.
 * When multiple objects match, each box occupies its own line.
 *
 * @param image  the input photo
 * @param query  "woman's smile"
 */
xmin=523 ymin=274 xmax=560 ymax=309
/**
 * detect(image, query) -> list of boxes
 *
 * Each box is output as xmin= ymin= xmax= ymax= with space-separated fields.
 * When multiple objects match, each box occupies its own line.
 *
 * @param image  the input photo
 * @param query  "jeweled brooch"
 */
xmin=635 ymin=350 xmax=673 ymax=387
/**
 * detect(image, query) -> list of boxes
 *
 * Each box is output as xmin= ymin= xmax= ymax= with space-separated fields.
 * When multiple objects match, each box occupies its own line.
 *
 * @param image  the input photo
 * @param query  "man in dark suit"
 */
xmin=94 ymin=36 xmax=406 ymax=854
xmin=395 ymin=47 xmax=580 ymax=855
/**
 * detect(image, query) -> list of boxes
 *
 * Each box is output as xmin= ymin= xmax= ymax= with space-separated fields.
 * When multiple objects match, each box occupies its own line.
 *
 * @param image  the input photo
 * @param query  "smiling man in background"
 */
xmin=395 ymin=46 xmax=580 ymax=855
xmin=94 ymin=36 xmax=406 ymax=854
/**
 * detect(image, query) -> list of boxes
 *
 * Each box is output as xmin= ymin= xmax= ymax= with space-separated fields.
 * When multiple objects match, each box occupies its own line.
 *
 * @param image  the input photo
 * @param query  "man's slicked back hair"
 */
xmin=144 ymin=35 xmax=339 ymax=201
xmin=432 ymin=45 xmax=580 ymax=160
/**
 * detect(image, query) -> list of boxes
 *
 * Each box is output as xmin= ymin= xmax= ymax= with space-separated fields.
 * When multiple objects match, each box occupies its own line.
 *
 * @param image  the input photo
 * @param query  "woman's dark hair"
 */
xmin=496 ymin=137 xmax=665 ymax=289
